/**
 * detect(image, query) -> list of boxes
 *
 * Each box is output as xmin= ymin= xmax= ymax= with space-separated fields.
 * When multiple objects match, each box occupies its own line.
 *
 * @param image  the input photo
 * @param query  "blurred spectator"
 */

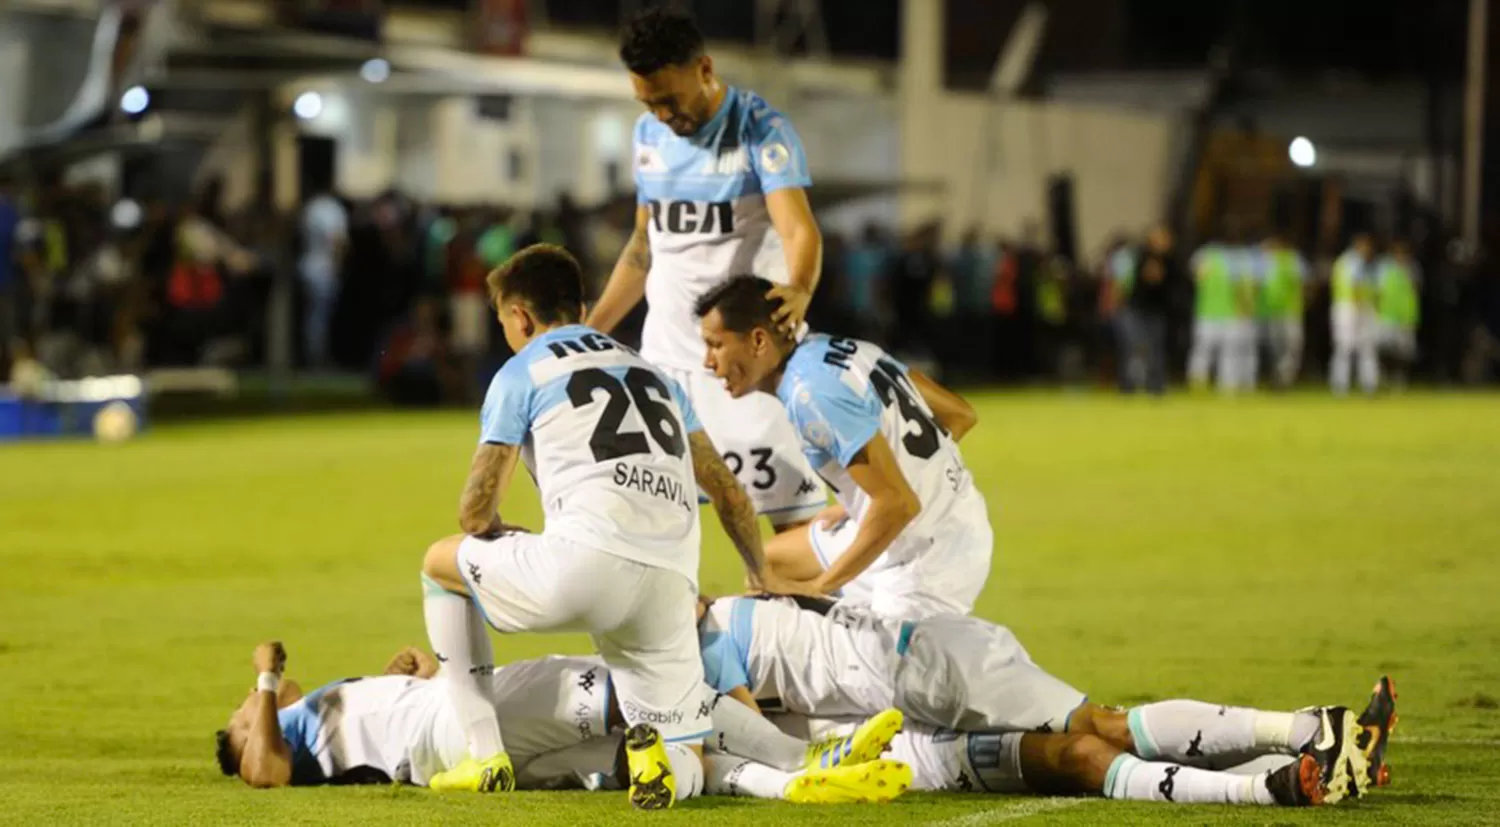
xmin=299 ymin=187 xmax=349 ymax=368
xmin=887 ymin=222 xmax=940 ymax=357
xmin=377 ymin=296 xmax=461 ymax=405
xmin=1112 ymin=224 xmax=1182 ymax=395
xmin=0 ymin=183 xmax=19 ymax=371
xmin=844 ymin=222 xmax=889 ymax=340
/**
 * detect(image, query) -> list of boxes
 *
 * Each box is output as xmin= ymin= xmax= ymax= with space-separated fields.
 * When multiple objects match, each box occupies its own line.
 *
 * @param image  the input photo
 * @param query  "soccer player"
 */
xmin=1256 ymin=232 xmax=1310 ymax=389
xmin=695 ymin=275 xmax=990 ymax=620
xmin=1187 ymin=234 xmax=1257 ymax=392
xmin=698 ymin=595 xmax=1398 ymax=807
xmin=417 ymin=245 xmax=781 ymax=808
xmin=1330 ymin=233 xmax=1380 ymax=395
xmin=1374 ymin=239 xmax=1421 ymax=388
xmin=214 ymin=639 xmax=912 ymax=802
xmin=588 ymin=8 xmax=827 ymax=531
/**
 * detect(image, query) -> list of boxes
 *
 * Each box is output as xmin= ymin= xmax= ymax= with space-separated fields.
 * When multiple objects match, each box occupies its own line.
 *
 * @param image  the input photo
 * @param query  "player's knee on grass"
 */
xmin=1066 ymin=702 xmax=1132 ymax=751
xmin=1018 ymin=732 xmax=1119 ymax=796
xmin=422 ymin=535 xmax=468 ymax=594
xmin=763 ymin=525 xmax=826 ymax=582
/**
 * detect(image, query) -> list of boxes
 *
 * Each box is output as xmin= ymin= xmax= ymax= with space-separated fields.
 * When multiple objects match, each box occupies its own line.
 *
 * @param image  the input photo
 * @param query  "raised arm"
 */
xmin=239 ymin=642 xmax=294 ymax=789
xmin=811 ymin=438 xmax=919 ymax=595
xmin=458 ymin=442 xmax=522 ymax=537
xmin=586 ymin=205 xmax=652 ymax=334
xmin=909 ymin=369 xmax=977 ymax=442
xmin=689 ymin=430 xmax=771 ymax=588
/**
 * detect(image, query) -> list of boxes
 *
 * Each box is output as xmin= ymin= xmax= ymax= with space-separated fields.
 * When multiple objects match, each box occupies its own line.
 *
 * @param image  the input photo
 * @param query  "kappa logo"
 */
xmin=467 ymin=562 xmax=483 ymax=585
xmin=1158 ymin=765 xmax=1180 ymax=801
xmin=795 ymin=478 xmax=819 ymax=496
xmin=577 ymin=668 xmax=598 ymax=696
xmin=1185 ymin=730 xmax=1205 ymax=757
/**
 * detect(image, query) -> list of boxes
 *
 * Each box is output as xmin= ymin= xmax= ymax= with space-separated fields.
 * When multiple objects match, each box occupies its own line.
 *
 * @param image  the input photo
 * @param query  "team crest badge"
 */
xmin=759 ymin=142 xmax=790 ymax=174
xmin=803 ymin=420 xmax=833 ymax=450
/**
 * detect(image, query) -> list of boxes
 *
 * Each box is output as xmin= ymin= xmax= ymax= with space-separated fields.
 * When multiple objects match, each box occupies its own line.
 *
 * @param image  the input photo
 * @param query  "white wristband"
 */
xmin=256 ymin=672 xmax=280 ymax=693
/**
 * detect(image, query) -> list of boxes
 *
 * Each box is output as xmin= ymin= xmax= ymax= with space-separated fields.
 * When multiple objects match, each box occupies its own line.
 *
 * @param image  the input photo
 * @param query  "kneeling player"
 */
xmin=698 ymin=596 xmax=1397 ymax=807
xmin=214 ymin=640 xmax=912 ymax=803
xmin=697 ymin=275 xmax=993 ymax=620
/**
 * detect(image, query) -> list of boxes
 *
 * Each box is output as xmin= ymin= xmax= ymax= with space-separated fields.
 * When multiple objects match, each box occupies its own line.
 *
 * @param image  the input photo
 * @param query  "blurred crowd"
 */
xmin=5 ymin=178 xmax=1500 ymax=404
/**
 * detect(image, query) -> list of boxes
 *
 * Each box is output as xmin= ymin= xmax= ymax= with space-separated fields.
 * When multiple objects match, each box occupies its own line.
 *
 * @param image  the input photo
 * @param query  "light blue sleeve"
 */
xmin=748 ymin=106 xmax=812 ymax=193
xmin=478 ymin=361 xmax=532 ymax=445
xmin=665 ymin=374 xmax=703 ymax=434
xmin=699 ymin=630 xmax=750 ymax=693
xmin=787 ymin=374 xmax=882 ymax=468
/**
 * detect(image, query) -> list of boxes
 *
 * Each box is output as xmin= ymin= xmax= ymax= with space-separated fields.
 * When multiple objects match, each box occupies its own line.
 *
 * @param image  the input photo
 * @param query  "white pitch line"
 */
xmin=924 ymin=798 xmax=1088 ymax=827
xmin=1401 ymin=736 xmax=1500 ymax=746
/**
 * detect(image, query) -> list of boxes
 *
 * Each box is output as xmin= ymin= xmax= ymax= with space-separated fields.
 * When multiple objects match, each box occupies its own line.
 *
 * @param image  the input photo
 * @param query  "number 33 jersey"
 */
xmin=778 ymin=334 xmax=982 ymax=555
xmin=480 ymin=325 xmax=703 ymax=586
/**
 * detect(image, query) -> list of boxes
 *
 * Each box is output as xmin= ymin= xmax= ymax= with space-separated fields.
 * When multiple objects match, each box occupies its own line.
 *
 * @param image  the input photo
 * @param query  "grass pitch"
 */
xmin=2 ymin=391 xmax=1499 ymax=825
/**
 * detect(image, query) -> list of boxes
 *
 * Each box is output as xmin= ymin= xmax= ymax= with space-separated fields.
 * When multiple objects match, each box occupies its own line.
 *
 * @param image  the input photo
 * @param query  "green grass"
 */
xmin=2 ymin=391 xmax=1499 ymax=825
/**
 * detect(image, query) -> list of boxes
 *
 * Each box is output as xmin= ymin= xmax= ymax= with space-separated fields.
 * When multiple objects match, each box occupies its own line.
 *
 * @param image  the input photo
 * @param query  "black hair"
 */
xmin=619 ymin=6 xmax=705 ymax=75
xmin=693 ymin=275 xmax=781 ymax=334
xmin=214 ymin=729 xmax=239 ymax=777
xmin=486 ymin=243 xmax=585 ymax=325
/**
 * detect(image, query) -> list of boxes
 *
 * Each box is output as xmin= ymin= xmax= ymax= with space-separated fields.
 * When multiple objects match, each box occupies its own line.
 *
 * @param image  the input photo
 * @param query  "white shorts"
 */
xmin=1377 ymin=321 xmax=1416 ymax=358
xmin=457 ymin=532 xmax=712 ymax=743
xmin=1331 ymin=306 xmax=1378 ymax=348
xmin=809 ymin=503 xmax=994 ymax=620
xmin=661 ymin=366 xmax=826 ymax=526
xmin=894 ymin=614 xmax=1086 ymax=733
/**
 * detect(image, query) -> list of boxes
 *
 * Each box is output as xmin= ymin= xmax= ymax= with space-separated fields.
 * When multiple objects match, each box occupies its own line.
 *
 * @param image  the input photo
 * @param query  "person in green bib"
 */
xmin=1256 ymin=233 xmax=1310 ymax=389
xmin=1187 ymin=237 xmax=1256 ymax=392
xmin=1329 ymin=234 xmax=1379 ymax=395
xmin=1374 ymin=239 xmax=1421 ymax=388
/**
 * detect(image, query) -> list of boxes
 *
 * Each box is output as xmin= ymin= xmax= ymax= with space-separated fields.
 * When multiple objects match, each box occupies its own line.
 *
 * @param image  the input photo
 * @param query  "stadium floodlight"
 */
xmin=120 ymin=86 xmax=150 ymax=115
xmin=1289 ymin=136 xmax=1317 ymax=168
xmin=293 ymin=91 xmax=324 ymax=121
xmin=360 ymin=58 xmax=391 ymax=84
xmin=110 ymin=198 xmax=143 ymax=230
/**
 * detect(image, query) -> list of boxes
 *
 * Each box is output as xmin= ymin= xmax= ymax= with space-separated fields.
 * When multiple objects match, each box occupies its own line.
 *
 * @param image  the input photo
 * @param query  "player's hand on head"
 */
xmin=766 ymin=282 xmax=812 ymax=334
xmin=253 ymin=641 xmax=287 ymax=675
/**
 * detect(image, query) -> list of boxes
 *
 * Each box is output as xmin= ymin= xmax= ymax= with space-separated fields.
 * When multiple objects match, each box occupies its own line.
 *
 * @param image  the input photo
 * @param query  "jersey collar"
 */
xmin=689 ymin=86 xmax=736 ymax=145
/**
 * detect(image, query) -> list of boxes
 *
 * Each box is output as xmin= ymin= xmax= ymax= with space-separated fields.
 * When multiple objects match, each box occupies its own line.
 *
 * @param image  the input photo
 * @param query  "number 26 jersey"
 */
xmin=480 ymin=324 xmax=702 ymax=586
xmin=777 ymin=334 xmax=981 ymax=552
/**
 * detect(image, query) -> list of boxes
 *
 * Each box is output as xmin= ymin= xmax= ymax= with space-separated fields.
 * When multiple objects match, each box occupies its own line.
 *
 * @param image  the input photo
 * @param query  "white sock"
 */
xmin=703 ymin=754 xmax=794 ymax=799
xmin=1104 ymin=754 xmax=1274 ymax=805
xmin=664 ymin=743 xmax=704 ymax=800
xmin=422 ymin=574 xmax=504 ymax=759
xmin=709 ymin=696 xmax=807 ymax=772
xmin=1129 ymin=702 xmax=1318 ymax=766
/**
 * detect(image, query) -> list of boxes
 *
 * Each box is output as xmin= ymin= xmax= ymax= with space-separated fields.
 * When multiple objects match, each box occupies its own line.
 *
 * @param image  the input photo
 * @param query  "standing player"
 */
xmin=695 ymin=276 xmax=991 ymax=620
xmin=588 ymin=8 xmax=827 ymax=531
xmin=1330 ymin=234 xmax=1380 ymax=395
xmin=1257 ymin=232 xmax=1310 ymax=389
xmin=417 ymin=245 xmax=777 ymax=809
xmin=1374 ymin=239 xmax=1421 ymax=388
xmin=1187 ymin=235 xmax=1256 ymax=392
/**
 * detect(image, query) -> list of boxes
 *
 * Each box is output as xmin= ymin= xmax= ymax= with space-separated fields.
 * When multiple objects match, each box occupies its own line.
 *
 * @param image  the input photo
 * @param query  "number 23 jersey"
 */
xmin=481 ymin=324 xmax=702 ymax=586
xmin=778 ymin=334 xmax=981 ymax=557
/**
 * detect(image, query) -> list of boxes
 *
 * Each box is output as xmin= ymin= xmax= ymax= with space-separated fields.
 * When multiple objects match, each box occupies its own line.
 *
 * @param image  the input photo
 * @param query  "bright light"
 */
xmin=120 ymin=86 xmax=150 ymax=115
xmin=1289 ymin=136 xmax=1317 ymax=168
xmin=293 ymin=91 xmax=324 ymax=120
xmin=110 ymin=198 xmax=143 ymax=230
xmin=360 ymin=58 xmax=391 ymax=84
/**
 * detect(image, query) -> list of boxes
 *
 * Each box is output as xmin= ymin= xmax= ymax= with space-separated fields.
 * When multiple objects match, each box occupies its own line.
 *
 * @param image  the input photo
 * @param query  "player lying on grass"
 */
xmin=696 ymin=275 xmax=993 ymax=621
xmin=214 ymin=640 xmax=912 ymax=803
xmin=698 ymin=595 xmax=1399 ymax=807
xmin=418 ymin=246 xmax=807 ymax=806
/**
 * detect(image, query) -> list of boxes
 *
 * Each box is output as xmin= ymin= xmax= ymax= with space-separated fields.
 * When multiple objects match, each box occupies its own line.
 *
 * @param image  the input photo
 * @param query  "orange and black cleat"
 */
xmin=1355 ymin=675 xmax=1398 ymax=792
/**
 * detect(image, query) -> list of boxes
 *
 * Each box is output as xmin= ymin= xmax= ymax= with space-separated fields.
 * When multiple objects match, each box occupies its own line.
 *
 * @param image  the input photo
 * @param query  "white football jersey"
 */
xmin=276 ymin=656 xmax=611 ymax=786
xmin=700 ymin=596 xmax=903 ymax=717
xmin=632 ymin=87 xmax=811 ymax=372
xmin=779 ymin=334 xmax=984 ymax=561
xmin=480 ymin=325 xmax=702 ymax=586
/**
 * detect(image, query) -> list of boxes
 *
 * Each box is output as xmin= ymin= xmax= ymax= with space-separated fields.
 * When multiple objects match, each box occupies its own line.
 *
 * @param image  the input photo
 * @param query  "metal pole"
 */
xmin=1463 ymin=0 xmax=1488 ymax=248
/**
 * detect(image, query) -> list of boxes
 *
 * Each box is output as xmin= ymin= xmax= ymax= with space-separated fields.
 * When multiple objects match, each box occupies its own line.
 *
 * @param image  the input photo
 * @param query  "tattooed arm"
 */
xmin=689 ymin=431 xmax=771 ymax=587
xmin=586 ymin=205 xmax=652 ymax=334
xmin=458 ymin=442 xmax=521 ymax=538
